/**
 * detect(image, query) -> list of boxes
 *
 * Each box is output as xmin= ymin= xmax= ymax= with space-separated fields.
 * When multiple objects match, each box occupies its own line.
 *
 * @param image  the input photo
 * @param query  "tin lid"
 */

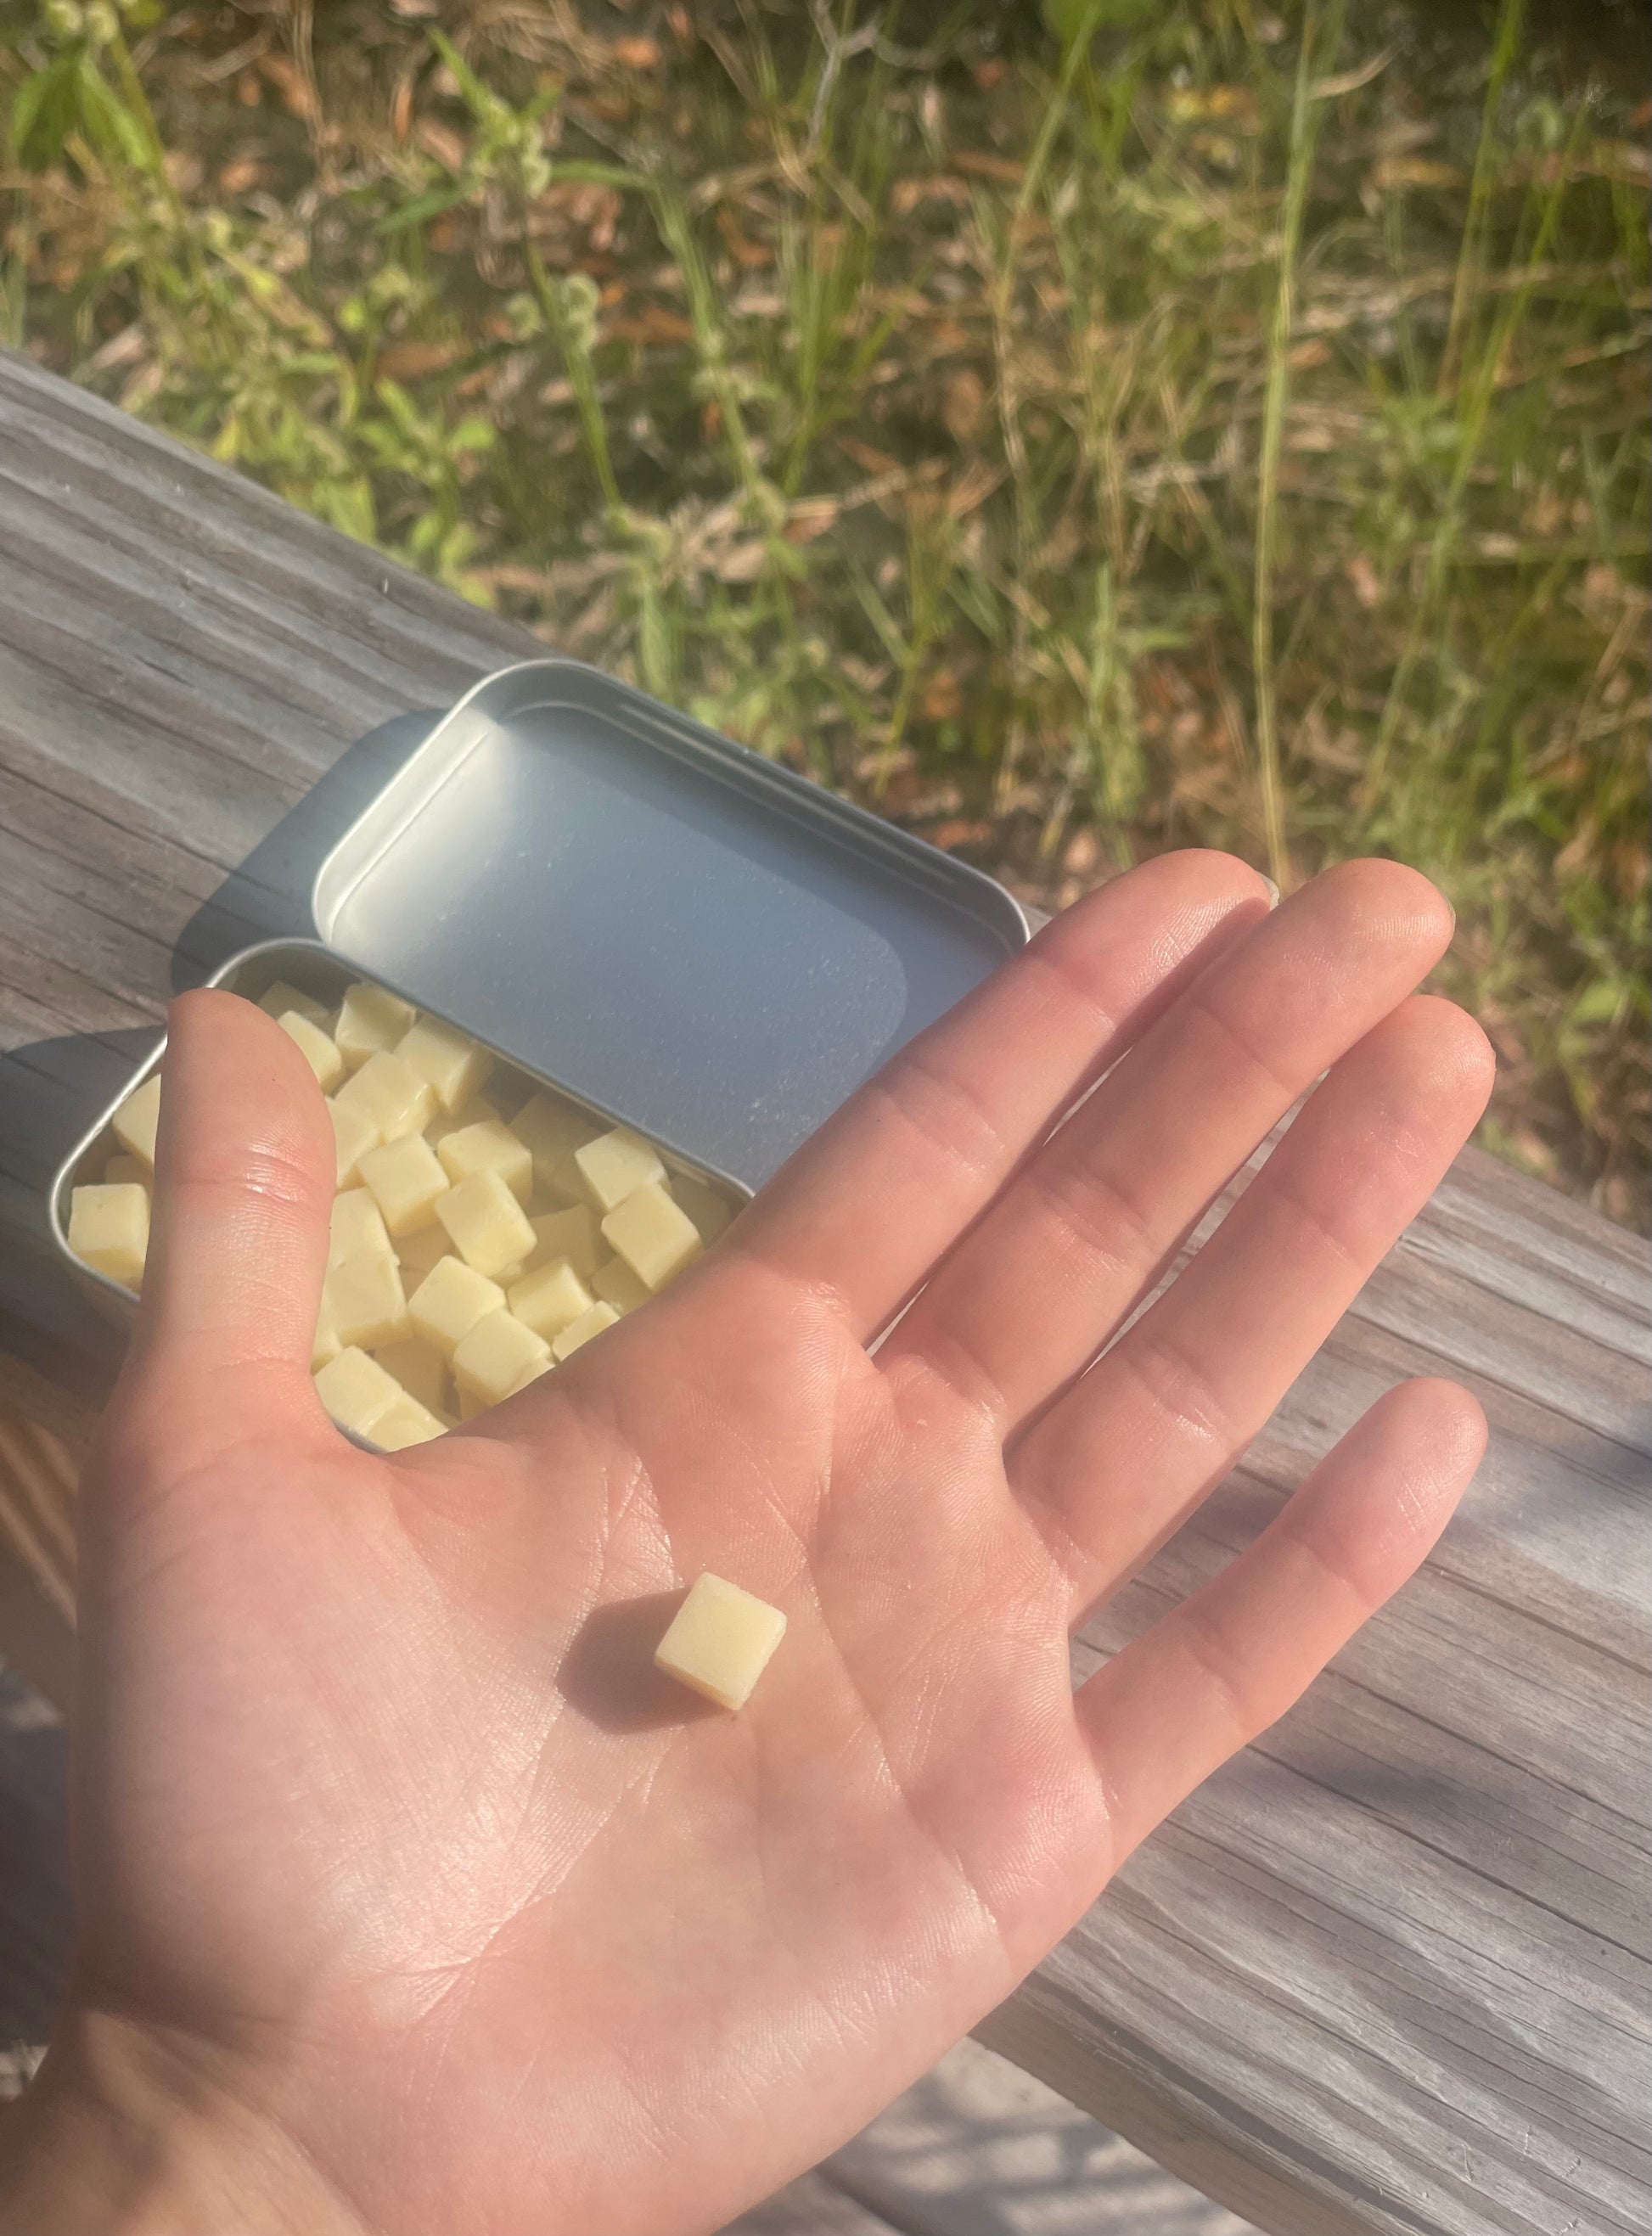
xmin=312 ymin=660 xmax=1027 ymax=1188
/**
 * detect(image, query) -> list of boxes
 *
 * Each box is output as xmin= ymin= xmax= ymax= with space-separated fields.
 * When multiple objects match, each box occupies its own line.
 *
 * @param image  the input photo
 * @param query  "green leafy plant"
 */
xmin=1 ymin=0 xmax=1645 ymax=1219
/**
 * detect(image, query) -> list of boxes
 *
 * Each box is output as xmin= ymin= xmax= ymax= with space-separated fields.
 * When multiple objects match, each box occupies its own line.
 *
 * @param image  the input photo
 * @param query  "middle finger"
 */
xmin=880 ymin=859 xmax=1454 ymax=1432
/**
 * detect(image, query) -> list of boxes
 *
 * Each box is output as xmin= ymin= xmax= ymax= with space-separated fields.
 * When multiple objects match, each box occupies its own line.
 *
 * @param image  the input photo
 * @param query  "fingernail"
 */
xmin=1261 ymin=875 xmax=1281 ymax=907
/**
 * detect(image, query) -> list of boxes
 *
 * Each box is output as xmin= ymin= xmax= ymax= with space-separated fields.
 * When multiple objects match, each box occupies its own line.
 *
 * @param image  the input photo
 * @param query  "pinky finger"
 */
xmin=1076 ymin=1377 xmax=1487 ymax=1868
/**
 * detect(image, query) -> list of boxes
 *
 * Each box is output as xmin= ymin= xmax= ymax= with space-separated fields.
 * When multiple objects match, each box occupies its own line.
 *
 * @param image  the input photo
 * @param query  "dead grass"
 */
xmin=3 ymin=0 xmax=1647 ymax=1222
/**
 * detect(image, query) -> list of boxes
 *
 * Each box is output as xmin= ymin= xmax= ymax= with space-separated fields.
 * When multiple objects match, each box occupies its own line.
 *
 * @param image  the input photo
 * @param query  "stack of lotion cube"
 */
xmin=67 ymin=975 xmax=734 ymax=1452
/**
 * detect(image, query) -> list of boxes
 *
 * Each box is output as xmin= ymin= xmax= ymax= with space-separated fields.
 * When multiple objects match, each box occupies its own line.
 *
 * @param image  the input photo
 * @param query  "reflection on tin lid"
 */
xmin=313 ymin=661 xmax=1028 ymax=1188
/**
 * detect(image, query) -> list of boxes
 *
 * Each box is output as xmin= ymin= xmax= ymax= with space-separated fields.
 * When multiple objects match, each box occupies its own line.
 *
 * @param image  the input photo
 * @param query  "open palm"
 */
xmin=29 ymin=852 xmax=1491 ymax=2236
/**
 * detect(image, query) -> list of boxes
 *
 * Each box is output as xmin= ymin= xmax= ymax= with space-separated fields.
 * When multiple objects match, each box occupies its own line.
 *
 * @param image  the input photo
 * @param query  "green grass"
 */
xmin=3 ymin=0 xmax=1647 ymax=1222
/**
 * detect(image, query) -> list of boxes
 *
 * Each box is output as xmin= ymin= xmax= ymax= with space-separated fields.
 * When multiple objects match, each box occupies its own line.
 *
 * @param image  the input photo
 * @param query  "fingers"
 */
xmin=884 ymin=860 xmax=1456 ymax=1433
xmin=124 ymin=990 xmax=334 ymax=1415
xmin=732 ymin=851 xmax=1273 ymax=1336
xmin=1076 ymin=1376 xmax=1486 ymax=1868
xmin=1014 ymin=994 xmax=1494 ymax=1609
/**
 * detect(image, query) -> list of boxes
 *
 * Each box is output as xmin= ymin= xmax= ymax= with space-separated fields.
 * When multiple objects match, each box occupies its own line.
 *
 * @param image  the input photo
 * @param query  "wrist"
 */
xmin=0 ymin=2007 xmax=364 ymax=2236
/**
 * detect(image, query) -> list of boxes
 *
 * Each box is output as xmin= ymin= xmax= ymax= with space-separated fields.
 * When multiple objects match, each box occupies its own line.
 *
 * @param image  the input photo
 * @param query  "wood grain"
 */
xmin=0 ymin=348 xmax=1645 ymax=2236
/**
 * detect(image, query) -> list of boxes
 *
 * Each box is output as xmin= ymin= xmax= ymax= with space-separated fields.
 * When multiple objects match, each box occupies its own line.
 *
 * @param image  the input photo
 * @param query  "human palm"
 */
xmin=13 ymin=853 xmax=1492 ymax=2236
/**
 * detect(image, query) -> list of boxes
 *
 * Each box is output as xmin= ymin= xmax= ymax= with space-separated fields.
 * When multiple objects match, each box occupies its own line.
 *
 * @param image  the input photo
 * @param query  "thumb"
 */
xmin=122 ymin=988 xmax=333 ymax=1424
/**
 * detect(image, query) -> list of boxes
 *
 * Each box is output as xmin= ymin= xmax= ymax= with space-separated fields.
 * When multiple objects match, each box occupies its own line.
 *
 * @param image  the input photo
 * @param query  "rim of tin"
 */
xmin=309 ymin=657 xmax=1031 ymax=1190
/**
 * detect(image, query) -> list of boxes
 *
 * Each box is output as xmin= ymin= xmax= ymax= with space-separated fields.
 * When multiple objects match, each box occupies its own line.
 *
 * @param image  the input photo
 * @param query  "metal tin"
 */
xmin=51 ymin=657 xmax=1030 ymax=1310
xmin=312 ymin=659 xmax=1028 ymax=1188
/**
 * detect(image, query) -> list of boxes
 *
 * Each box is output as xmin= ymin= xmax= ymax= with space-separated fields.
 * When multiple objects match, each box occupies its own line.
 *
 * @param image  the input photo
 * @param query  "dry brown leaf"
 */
xmin=376 ymin=338 xmax=468 ymax=381
xmin=604 ymin=303 xmax=694 ymax=344
xmin=416 ymin=117 xmax=468 ymax=172
xmin=259 ymin=53 xmax=317 ymax=121
xmin=925 ymin=818 xmax=995 ymax=851
xmin=955 ymin=151 xmax=1024 ymax=184
xmin=941 ymin=365 xmax=986 ymax=442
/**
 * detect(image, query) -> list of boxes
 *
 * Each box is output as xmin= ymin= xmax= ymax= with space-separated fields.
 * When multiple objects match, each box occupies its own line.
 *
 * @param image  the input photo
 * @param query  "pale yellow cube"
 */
xmin=593 ymin=1256 xmax=651 ymax=1315
xmin=69 ymin=1183 xmax=149 ymax=1287
xmin=508 ymin=1257 xmax=595 ymax=1343
xmin=372 ymin=1337 xmax=448 ymax=1414
xmin=602 ymin=1182 xmax=702 ymax=1291
xmin=329 ymin=1188 xmax=393 ymax=1271
xmin=334 ymin=982 xmax=417 ymax=1070
xmin=395 ymin=1015 xmax=494 ymax=1116
xmin=258 ymin=980 xmax=329 ymax=1029
xmin=334 ymin=1050 xmax=434 ymax=1145
xmin=458 ymin=1384 xmax=490 ymax=1421
xmin=435 ymin=1119 xmax=533 ymax=1204
xmin=452 ymin=1310 xmax=550 ymax=1406
xmin=276 ymin=1010 xmax=345 ymax=1093
xmin=551 ymin=1300 xmax=620 ymax=1361
xmin=435 ymin=1169 xmax=536 ymax=1281
xmin=509 ymin=1357 xmax=553 ymax=1397
xmin=396 ymin=1223 xmax=453 ymax=1281
xmin=312 ymin=1289 xmax=342 ymax=1373
xmin=104 ymin=1153 xmax=149 ymax=1188
xmin=524 ymin=1204 xmax=599 ymax=1279
xmin=372 ymin=1391 xmax=447 ymax=1451
xmin=574 ymin=1127 xmax=666 ymax=1213
xmin=358 ymin=1133 xmax=448 ymax=1238
xmin=407 ymin=1256 xmax=506 ymax=1357
xmin=327 ymin=1093 xmax=380 ymax=1189
xmin=654 ymin=1573 xmax=787 ymax=1711
xmin=111 ymin=1074 xmax=163 ymax=1169
xmin=670 ymin=1172 xmax=735 ymax=1247
xmin=512 ymin=1093 xmax=598 ymax=1192
xmin=324 ymin=1251 xmax=410 ymax=1350
xmin=314 ymin=1346 xmax=402 ymax=1437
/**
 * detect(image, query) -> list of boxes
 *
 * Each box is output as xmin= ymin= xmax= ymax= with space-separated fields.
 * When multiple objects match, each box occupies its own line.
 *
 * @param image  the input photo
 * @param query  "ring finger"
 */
xmin=1012 ymin=993 xmax=1494 ymax=1611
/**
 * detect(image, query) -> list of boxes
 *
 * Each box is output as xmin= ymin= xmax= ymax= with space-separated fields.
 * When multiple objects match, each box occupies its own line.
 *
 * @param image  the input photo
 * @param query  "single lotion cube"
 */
xmin=358 ymin=1133 xmax=448 ymax=1237
xmin=407 ymin=1256 xmax=506 ymax=1357
xmin=396 ymin=1016 xmax=493 ymax=1115
xmin=335 ymin=982 xmax=417 ymax=1070
xmin=575 ymin=1127 xmax=666 ymax=1213
xmin=329 ymin=1188 xmax=394 ymax=1270
xmin=334 ymin=1050 xmax=435 ymax=1145
xmin=602 ymin=1182 xmax=701 ymax=1291
xmin=654 ymin=1573 xmax=787 ymax=1711
xmin=435 ymin=1169 xmax=536 ymax=1280
xmin=69 ymin=1183 xmax=149 ymax=1286
xmin=372 ymin=1392 xmax=447 ymax=1451
xmin=436 ymin=1118 xmax=534 ymax=1203
xmin=325 ymin=1252 xmax=410 ymax=1350
xmin=452 ymin=1310 xmax=550 ymax=1405
xmin=111 ymin=1075 xmax=162 ymax=1168
xmin=315 ymin=1347 xmax=402 ymax=1437
xmin=509 ymin=1257 xmax=595 ymax=1342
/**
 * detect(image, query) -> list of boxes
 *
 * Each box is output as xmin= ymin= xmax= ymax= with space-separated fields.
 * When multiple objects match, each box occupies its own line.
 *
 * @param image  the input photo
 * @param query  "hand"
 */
xmin=0 ymin=853 xmax=1492 ymax=2236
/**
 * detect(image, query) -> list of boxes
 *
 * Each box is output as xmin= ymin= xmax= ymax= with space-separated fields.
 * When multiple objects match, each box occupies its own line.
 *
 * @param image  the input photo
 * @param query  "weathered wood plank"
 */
xmin=0 ymin=346 xmax=1646 ymax=2236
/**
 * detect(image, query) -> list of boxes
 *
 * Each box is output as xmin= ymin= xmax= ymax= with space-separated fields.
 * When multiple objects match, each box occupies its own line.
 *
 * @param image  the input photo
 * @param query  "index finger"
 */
xmin=729 ymin=850 xmax=1273 ymax=1336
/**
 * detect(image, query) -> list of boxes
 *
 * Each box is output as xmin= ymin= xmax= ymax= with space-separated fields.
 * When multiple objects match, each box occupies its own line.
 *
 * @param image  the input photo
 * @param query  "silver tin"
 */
xmin=51 ymin=657 xmax=1030 ymax=1313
